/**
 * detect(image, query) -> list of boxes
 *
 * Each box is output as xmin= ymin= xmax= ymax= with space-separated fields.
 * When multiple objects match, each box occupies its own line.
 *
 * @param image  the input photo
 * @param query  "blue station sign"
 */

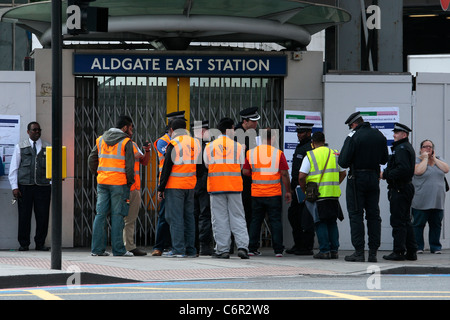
xmin=73 ymin=53 xmax=287 ymax=77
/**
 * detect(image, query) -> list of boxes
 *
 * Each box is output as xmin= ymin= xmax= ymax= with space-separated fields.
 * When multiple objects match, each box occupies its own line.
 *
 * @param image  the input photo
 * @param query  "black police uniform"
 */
xmin=382 ymin=123 xmax=417 ymax=260
xmin=235 ymin=107 xmax=260 ymax=229
xmin=338 ymin=112 xmax=388 ymax=261
xmin=286 ymin=130 xmax=314 ymax=255
xmin=192 ymin=121 xmax=213 ymax=255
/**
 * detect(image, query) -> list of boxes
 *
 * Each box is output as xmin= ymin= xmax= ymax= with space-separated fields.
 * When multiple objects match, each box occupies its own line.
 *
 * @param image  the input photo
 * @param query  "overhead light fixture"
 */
xmin=408 ymin=14 xmax=438 ymax=18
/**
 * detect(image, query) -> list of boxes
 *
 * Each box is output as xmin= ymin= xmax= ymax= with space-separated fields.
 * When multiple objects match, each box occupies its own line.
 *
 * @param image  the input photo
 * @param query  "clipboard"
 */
xmin=295 ymin=186 xmax=305 ymax=202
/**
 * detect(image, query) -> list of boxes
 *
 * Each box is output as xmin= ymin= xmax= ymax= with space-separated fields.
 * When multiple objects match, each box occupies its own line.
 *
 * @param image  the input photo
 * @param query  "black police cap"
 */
xmin=295 ymin=123 xmax=314 ymax=132
xmin=239 ymin=107 xmax=260 ymax=121
xmin=191 ymin=120 xmax=209 ymax=129
xmin=393 ymin=122 xmax=412 ymax=133
xmin=166 ymin=111 xmax=187 ymax=121
xmin=344 ymin=111 xmax=363 ymax=125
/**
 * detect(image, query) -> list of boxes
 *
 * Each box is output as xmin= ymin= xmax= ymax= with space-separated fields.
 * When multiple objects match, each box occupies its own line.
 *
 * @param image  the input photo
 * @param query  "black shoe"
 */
xmin=35 ymin=246 xmax=50 ymax=251
xmin=383 ymin=252 xmax=405 ymax=261
xmin=18 ymin=246 xmax=29 ymax=251
xmin=130 ymin=248 xmax=147 ymax=256
xmin=296 ymin=250 xmax=314 ymax=256
xmin=313 ymin=252 xmax=330 ymax=259
xmin=212 ymin=252 xmax=230 ymax=259
xmin=285 ymin=247 xmax=297 ymax=254
xmin=238 ymin=248 xmax=249 ymax=259
xmin=368 ymin=250 xmax=378 ymax=263
xmin=406 ymin=251 xmax=417 ymax=261
xmin=344 ymin=251 xmax=365 ymax=262
xmin=330 ymin=251 xmax=339 ymax=259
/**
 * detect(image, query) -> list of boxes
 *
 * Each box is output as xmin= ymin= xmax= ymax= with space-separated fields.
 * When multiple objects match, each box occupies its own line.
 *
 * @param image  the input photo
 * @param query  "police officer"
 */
xmin=286 ymin=123 xmax=315 ymax=255
xmin=381 ymin=123 xmax=418 ymax=261
xmin=234 ymin=107 xmax=260 ymax=228
xmin=339 ymin=111 xmax=388 ymax=262
xmin=152 ymin=111 xmax=186 ymax=256
xmin=191 ymin=120 xmax=214 ymax=255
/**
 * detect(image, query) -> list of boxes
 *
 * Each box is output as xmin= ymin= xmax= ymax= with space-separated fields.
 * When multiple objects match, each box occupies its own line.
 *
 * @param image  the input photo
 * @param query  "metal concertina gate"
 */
xmin=73 ymin=75 xmax=283 ymax=247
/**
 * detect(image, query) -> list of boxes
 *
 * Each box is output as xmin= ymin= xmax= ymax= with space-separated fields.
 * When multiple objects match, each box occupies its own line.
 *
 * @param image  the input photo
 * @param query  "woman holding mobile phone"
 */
xmin=411 ymin=139 xmax=449 ymax=254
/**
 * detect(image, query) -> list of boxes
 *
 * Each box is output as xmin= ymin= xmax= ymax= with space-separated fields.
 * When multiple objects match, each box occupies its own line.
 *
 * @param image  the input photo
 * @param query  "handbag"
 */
xmin=305 ymin=149 xmax=331 ymax=202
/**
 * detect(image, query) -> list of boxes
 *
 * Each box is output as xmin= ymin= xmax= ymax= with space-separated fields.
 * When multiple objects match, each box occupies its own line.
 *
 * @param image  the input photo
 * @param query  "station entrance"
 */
xmin=73 ymin=75 xmax=283 ymax=247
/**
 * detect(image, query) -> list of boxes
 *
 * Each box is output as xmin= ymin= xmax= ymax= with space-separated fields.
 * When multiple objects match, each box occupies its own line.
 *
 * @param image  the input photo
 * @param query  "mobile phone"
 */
xmin=143 ymin=141 xmax=149 ymax=147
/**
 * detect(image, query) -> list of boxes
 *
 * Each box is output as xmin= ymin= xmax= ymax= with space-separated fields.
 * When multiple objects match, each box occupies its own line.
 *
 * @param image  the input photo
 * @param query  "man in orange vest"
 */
xmin=204 ymin=117 xmax=249 ymax=259
xmin=88 ymin=115 xmax=136 ymax=256
xmin=243 ymin=128 xmax=291 ymax=257
xmin=152 ymin=111 xmax=186 ymax=256
xmin=157 ymin=118 xmax=201 ymax=257
xmin=123 ymin=138 xmax=151 ymax=256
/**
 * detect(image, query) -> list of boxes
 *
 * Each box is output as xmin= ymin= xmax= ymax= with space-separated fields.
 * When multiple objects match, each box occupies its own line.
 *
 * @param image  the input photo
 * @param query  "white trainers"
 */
xmin=121 ymin=251 xmax=134 ymax=257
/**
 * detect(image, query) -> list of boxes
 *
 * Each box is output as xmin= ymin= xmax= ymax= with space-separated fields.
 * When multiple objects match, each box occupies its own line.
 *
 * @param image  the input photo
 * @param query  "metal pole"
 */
xmin=51 ymin=0 xmax=63 ymax=270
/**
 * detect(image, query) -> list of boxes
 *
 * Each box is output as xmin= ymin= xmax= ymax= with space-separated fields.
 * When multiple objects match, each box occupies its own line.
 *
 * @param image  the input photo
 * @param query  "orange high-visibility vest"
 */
xmin=205 ymin=135 xmax=243 ymax=193
xmin=96 ymin=136 xmax=131 ymax=185
xmin=154 ymin=133 xmax=171 ymax=176
xmin=165 ymin=134 xmax=200 ymax=190
xmin=247 ymin=145 xmax=282 ymax=197
xmin=130 ymin=142 xmax=141 ymax=191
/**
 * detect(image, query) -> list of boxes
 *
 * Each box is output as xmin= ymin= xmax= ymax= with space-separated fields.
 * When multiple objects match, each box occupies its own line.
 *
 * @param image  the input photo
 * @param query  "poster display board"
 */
xmin=283 ymin=110 xmax=322 ymax=174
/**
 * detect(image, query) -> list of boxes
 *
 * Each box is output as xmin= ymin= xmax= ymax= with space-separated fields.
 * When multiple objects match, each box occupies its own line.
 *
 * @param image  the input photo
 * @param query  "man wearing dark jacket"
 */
xmin=88 ymin=115 xmax=135 ymax=256
xmin=339 ymin=111 xmax=388 ymax=262
xmin=381 ymin=123 xmax=417 ymax=261
xmin=286 ymin=123 xmax=315 ymax=255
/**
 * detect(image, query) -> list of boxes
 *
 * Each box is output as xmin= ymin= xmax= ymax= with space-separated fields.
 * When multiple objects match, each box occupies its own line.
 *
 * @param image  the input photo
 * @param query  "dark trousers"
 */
xmin=17 ymin=184 xmax=51 ymax=248
xmin=346 ymin=171 xmax=382 ymax=252
xmin=154 ymin=198 xmax=171 ymax=250
xmin=388 ymin=183 xmax=417 ymax=253
xmin=249 ymin=196 xmax=284 ymax=254
xmin=287 ymin=191 xmax=314 ymax=251
xmin=194 ymin=186 xmax=213 ymax=251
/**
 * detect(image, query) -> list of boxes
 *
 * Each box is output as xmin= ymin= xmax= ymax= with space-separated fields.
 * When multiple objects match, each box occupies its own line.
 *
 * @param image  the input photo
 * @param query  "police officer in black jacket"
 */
xmin=234 ymin=107 xmax=260 ymax=229
xmin=339 ymin=112 xmax=388 ymax=262
xmin=286 ymin=123 xmax=314 ymax=255
xmin=381 ymin=123 xmax=418 ymax=261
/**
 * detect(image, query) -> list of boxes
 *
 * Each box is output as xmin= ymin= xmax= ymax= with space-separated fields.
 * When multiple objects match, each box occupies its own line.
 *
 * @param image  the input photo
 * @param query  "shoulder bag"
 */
xmin=305 ymin=149 xmax=331 ymax=202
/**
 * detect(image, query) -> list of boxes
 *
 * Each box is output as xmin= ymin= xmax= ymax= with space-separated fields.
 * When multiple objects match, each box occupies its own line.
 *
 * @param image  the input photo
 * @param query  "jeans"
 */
xmin=164 ymin=188 xmax=196 ymax=256
xmin=315 ymin=220 xmax=339 ymax=253
xmin=412 ymin=208 xmax=443 ymax=252
xmin=153 ymin=198 xmax=171 ymax=251
xmin=249 ymin=196 xmax=284 ymax=254
xmin=92 ymin=184 xmax=129 ymax=256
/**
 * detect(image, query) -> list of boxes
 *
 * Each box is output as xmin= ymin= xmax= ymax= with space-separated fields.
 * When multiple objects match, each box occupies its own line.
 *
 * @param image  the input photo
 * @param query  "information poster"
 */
xmin=0 ymin=115 xmax=20 ymax=188
xmin=283 ymin=110 xmax=322 ymax=174
xmin=356 ymin=107 xmax=399 ymax=147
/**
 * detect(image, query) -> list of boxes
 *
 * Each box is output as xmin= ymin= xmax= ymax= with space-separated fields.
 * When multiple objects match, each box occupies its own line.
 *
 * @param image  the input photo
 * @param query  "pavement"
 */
xmin=0 ymin=247 xmax=449 ymax=289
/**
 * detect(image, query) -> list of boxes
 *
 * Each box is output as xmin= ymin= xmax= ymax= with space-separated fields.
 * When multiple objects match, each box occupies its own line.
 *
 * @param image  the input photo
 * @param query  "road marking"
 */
xmin=26 ymin=289 xmax=63 ymax=300
xmin=309 ymin=290 xmax=371 ymax=300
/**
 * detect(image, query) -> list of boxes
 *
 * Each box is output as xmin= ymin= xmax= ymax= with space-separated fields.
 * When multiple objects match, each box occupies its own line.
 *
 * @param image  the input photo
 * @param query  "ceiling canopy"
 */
xmin=0 ymin=0 xmax=351 ymax=50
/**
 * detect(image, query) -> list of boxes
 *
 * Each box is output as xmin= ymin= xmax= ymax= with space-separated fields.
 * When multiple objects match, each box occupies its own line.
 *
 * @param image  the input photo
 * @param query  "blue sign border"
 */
xmin=73 ymin=53 xmax=287 ymax=77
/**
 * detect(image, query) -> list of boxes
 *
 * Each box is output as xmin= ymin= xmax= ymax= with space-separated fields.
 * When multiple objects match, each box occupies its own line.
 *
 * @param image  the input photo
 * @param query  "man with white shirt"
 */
xmin=8 ymin=122 xmax=51 ymax=251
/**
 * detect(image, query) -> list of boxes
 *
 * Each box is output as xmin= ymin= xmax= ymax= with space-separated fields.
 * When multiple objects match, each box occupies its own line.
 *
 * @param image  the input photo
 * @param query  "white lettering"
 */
xmin=111 ymin=58 xmax=121 ymax=70
xmin=91 ymin=58 xmax=101 ymax=70
xmin=208 ymin=59 xmax=215 ymax=71
xmin=166 ymin=58 xmax=173 ymax=70
xmin=66 ymin=5 xmax=81 ymax=30
xmin=122 ymin=58 xmax=132 ymax=70
xmin=366 ymin=5 xmax=381 ymax=30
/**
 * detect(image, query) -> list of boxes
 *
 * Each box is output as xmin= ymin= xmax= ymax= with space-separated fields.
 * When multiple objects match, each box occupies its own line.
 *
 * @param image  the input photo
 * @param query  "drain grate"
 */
xmin=381 ymin=267 xmax=450 ymax=274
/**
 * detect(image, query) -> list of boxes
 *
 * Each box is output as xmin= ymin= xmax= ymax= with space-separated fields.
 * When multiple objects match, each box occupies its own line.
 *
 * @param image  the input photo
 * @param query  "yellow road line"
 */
xmin=310 ymin=290 xmax=371 ymax=300
xmin=26 ymin=290 xmax=63 ymax=300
